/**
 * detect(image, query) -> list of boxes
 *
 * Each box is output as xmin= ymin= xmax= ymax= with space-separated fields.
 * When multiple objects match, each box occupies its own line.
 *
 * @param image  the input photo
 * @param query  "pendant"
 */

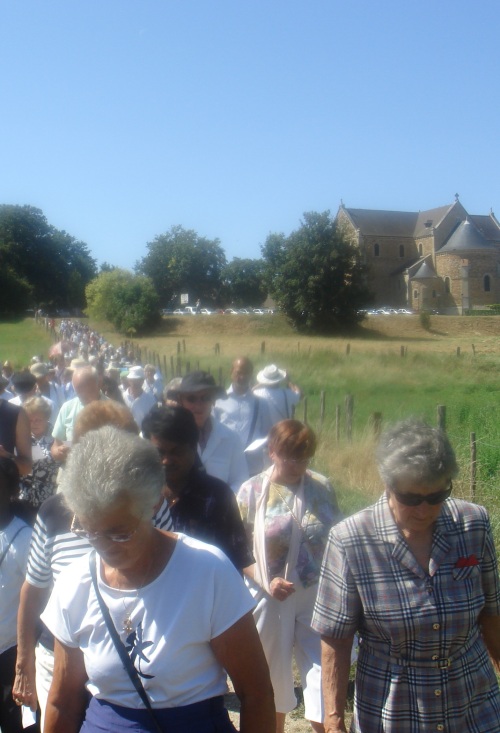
xmin=123 ymin=614 xmax=134 ymax=634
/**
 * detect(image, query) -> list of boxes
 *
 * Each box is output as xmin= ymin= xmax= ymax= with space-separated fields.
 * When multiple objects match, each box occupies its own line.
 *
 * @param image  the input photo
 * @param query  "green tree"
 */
xmin=0 ymin=205 xmax=97 ymax=309
xmin=261 ymin=211 xmax=371 ymax=333
xmin=0 ymin=267 xmax=32 ymax=315
xmin=136 ymin=225 xmax=227 ymax=307
xmin=86 ymin=269 xmax=160 ymax=335
xmin=221 ymin=258 xmax=267 ymax=307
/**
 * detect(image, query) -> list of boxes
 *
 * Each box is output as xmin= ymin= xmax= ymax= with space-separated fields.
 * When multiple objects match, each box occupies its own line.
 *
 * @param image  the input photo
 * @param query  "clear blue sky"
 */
xmin=2 ymin=1 xmax=499 ymax=270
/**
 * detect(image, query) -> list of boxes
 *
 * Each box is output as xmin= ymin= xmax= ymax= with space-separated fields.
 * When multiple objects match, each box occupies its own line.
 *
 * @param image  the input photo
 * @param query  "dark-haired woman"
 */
xmin=0 ymin=457 xmax=32 ymax=732
xmin=238 ymin=419 xmax=342 ymax=733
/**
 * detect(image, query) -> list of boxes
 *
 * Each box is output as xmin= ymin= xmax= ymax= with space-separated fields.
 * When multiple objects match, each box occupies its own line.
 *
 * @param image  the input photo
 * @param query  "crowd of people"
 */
xmin=0 ymin=318 xmax=498 ymax=733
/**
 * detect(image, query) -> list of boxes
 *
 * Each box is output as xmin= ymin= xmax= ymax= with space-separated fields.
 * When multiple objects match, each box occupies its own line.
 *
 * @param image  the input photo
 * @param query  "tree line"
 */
xmin=1 ymin=205 xmax=372 ymax=335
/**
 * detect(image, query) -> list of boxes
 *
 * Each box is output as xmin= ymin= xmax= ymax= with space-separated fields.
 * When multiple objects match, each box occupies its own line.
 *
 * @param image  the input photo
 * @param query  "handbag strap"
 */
xmin=88 ymin=551 xmax=163 ymax=733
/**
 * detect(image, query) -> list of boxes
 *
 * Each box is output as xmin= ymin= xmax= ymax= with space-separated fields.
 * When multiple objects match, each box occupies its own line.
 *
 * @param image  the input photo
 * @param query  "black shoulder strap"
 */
xmin=88 ymin=551 xmax=163 ymax=732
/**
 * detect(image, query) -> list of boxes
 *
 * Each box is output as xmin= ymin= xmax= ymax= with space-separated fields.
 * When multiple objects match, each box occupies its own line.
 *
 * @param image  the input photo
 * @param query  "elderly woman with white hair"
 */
xmin=312 ymin=418 xmax=500 ymax=733
xmin=41 ymin=426 xmax=274 ymax=733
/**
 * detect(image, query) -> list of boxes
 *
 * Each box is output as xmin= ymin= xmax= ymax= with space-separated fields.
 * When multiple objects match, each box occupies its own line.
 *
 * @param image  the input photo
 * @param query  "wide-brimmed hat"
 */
xmin=30 ymin=363 xmax=49 ymax=378
xmin=69 ymin=358 xmax=88 ymax=371
xmin=256 ymin=364 xmax=286 ymax=386
xmin=176 ymin=371 xmax=226 ymax=399
xmin=127 ymin=366 xmax=145 ymax=381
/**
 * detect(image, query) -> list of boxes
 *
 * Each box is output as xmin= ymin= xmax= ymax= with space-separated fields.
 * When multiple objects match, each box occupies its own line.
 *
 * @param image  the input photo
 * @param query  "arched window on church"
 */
xmin=484 ymin=274 xmax=491 ymax=292
xmin=374 ymin=243 xmax=380 ymax=257
xmin=445 ymin=277 xmax=451 ymax=294
xmin=399 ymin=244 xmax=404 ymax=258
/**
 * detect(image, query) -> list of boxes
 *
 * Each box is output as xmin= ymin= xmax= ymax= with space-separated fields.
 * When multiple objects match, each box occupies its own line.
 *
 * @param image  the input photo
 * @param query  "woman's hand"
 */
xmin=12 ymin=661 xmax=37 ymax=711
xmin=269 ymin=576 xmax=295 ymax=601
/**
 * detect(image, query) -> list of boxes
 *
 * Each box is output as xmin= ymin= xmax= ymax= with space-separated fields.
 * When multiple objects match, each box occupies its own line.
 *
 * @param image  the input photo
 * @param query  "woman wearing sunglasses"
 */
xmin=313 ymin=418 xmax=500 ymax=733
xmin=238 ymin=419 xmax=343 ymax=733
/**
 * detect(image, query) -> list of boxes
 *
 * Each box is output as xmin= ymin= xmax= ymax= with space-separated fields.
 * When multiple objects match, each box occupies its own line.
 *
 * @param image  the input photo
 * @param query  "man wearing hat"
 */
xmin=122 ymin=366 xmax=157 ymax=429
xmin=253 ymin=364 xmax=302 ymax=427
xmin=173 ymin=371 xmax=249 ymax=493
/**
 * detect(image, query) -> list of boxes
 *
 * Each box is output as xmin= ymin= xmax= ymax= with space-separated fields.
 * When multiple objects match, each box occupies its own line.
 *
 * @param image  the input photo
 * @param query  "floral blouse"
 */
xmin=237 ymin=469 xmax=343 ymax=587
xmin=19 ymin=432 xmax=58 ymax=510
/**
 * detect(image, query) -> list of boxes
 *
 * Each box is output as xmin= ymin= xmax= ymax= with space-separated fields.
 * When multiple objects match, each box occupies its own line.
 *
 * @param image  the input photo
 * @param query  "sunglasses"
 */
xmin=182 ymin=394 xmax=213 ymax=404
xmin=70 ymin=514 xmax=142 ymax=543
xmin=391 ymin=482 xmax=453 ymax=507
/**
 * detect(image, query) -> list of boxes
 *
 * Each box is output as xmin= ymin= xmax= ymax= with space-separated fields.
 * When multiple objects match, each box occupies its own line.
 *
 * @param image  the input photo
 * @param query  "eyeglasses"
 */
xmin=281 ymin=457 xmax=310 ymax=466
xmin=391 ymin=482 xmax=453 ymax=507
xmin=70 ymin=514 xmax=142 ymax=543
xmin=182 ymin=394 xmax=213 ymax=404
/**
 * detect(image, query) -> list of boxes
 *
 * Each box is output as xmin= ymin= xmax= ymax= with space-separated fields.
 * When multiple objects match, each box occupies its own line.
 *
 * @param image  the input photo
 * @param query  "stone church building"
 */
xmin=336 ymin=197 xmax=500 ymax=313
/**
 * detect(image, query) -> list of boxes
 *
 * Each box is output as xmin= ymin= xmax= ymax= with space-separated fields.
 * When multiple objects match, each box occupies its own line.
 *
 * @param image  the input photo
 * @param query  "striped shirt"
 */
xmin=312 ymin=495 xmax=500 ymax=732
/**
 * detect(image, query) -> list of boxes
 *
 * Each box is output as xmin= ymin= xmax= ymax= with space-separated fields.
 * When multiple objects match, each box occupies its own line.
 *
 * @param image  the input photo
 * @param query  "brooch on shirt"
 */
xmin=454 ymin=554 xmax=479 ymax=568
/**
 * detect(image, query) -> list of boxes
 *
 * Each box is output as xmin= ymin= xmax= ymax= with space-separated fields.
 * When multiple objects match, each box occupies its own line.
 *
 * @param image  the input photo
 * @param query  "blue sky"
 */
xmin=2 ymin=1 xmax=499 ymax=270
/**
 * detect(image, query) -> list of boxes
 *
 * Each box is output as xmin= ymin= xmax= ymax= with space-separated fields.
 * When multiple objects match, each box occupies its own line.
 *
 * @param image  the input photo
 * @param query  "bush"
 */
xmin=419 ymin=310 xmax=431 ymax=330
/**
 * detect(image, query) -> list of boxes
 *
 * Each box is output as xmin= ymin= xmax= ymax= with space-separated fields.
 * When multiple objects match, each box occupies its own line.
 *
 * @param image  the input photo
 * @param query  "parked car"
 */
xmin=224 ymin=308 xmax=239 ymax=315
xmin=238 ymin=308 xmax=251 ymax=315
xmin=252 ymin=308 xmax=265 ymax=315
xmin=199 ymin=308 xmax=213 ymax=315
xmin=183 ymin=306 xmax=198 ymax=315
xmin=173 ymin=308 xmax=185 ymax=315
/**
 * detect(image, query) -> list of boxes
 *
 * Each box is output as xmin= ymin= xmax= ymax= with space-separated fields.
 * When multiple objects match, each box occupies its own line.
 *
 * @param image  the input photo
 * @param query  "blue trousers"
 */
xmin=81 ymin=695 xmax=237 ymax=733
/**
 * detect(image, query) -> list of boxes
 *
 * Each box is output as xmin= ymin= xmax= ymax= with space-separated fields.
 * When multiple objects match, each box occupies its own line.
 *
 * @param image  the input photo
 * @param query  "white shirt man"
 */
xmin=122 ymin=366 xmax=157 ymax=430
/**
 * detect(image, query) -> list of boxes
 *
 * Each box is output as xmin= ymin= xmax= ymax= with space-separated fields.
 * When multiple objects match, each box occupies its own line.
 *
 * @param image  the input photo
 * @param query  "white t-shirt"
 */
xmin=41 ymin=533 xmax=254 ymax=708
xmin=0 ymin=516 xmax=32 ymax=654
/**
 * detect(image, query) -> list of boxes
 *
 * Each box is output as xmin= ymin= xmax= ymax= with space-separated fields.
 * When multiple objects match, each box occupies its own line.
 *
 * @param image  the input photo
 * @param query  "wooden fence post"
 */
xmin=470 ymin=432 xmax=476 ymax=502
xmin=183 ymin=340 xmax=186 ymax=354
xmin=346 ymin=343 xmax=351 ymax=356
xmin=400 ymin=345 xmax=405 ymax=358
xmin=371 ymin=412 xmax=382 ymax=437
xmin=319 ymin=391 xmax=326 ymax=428
xmin=345 ymin=394 xmax=353 ymax=443
xmin=437 ymin=405 xmax=446 ymax=432
xmin=471 ymin=343 xmax=476 ymax=356
xmin=163 ymin=355 xmax=167 ymax=378
xmin=177 ymin=341 xmax=181 ymax=355
xmin=456 ymin=346 xmax=461 ymax=357
xmin=261 ymin=341 xmax=265 ymax=354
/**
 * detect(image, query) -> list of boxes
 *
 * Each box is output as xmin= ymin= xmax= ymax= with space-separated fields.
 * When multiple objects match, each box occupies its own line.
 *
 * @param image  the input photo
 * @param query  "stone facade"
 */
xmin=337 ymin=200 xmax=500 ymax=313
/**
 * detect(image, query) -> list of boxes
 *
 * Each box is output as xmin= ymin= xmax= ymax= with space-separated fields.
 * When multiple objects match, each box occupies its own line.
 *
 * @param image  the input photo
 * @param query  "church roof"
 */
xmin=411 ymin=260 xmax=438 ymax=279
xmin=342 ymin=203 xmax=455 ymax=239
xmin=469 ymin=214 xmax=500 ymax=243
xmin=438 ymin=218 xmax=496 ymax=253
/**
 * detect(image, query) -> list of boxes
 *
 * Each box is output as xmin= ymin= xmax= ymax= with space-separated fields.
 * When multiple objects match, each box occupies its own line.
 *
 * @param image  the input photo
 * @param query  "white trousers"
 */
xmin=35 ymin=643 xmax=54 ymax=731
xmin=250 ymin=580 xmax=323 ymax=723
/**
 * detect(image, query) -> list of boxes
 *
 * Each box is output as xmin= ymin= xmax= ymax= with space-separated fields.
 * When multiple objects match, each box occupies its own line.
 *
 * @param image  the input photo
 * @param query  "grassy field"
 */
xmin=0 ymin=316 xmax=54 ymax=368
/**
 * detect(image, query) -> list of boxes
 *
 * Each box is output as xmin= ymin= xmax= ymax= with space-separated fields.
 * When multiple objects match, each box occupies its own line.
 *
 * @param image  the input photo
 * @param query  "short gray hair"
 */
xmin=23 ymin=396 xmax=52 ymax=419
xmin=60 ymin=425 xmax=163 ymax=519
xmin=376 ymin=418 xmax=458 ymax=490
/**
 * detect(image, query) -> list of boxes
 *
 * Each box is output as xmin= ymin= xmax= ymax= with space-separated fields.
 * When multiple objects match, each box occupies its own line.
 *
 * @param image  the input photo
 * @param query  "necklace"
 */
xmin=110 ymin=551 xmax=155 ymax=635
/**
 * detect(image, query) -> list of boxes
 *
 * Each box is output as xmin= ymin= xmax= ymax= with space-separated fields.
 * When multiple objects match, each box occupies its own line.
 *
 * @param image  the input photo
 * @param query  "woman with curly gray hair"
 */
xmin=312 ymin=418 xmax=500 ymax=733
